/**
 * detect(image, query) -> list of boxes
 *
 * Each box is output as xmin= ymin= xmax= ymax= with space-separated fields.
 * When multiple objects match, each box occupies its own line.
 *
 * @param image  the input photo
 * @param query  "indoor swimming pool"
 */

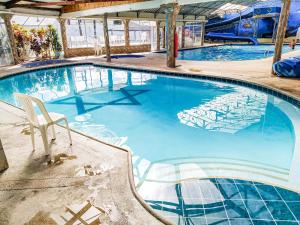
xmin=176 ymin=44 xmax=294 ymax=61
xmin=1 ymin=65 xmax=300 ymax=224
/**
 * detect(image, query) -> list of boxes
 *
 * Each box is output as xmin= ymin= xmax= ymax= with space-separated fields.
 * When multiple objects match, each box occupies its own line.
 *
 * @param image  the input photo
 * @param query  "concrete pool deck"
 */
xmin=0 ymin=102 xmax=164 ymax=225
xmin=1 ymin=45 xmax=300 ymax=225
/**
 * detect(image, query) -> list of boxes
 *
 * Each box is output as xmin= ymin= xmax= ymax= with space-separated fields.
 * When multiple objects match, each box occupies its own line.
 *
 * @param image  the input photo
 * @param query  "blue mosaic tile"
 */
xmin=255 ymin=185 xmax=282 ymax=201
xmin=189 ymin=217 xmax=207 ymax=225
xmin=230 ymin=218 xmax=252 ymax=225
xmin=276 ymin=187 xmax=300 ymax=202
xmin=235 ymin=180 xmax=254 ymax=185
xmin=252 ymin=220 xmax=276 ymax=225
xmin=147 ymin=178 xmax=300 ymax=225
xmin=236 ymin=184 xmax=262 ymax=200
xmin=224 ymin=200 xmax=250 ymax=219
xmin=265 ymin=201 xmax=296 ymax=221
xmin=243 ymin=200 xmax=273 ymax=220
xmin=182 ymin=203 xmax=205 ymax=218
xmin=215 ymin=178 xmax=235 ymax=184
xmin=204 ymin=202 xmax=227 ymax=219
xmin=217 ymin=183 xmax=242 ymax=200
xmin=275 ymin=221 xmax=299 ymax=225
xmin=286 ymin=201 xmax=300 ymax=220
xmin=206 ymin=218 xmax=230 ymax=225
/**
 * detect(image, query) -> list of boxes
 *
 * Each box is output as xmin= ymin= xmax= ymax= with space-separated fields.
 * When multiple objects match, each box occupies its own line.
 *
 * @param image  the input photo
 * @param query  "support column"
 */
xmin=200 ymin=22 xmax=205 ymax=46
xmin=181 ymin=22 xmax=186 ymax=48
xmin=156 ymin=21 xmax=161 ymax=51
xmin=253 ymin=18 xmax=258 ymax=38
xmin=0 ymin=139 xmax=8 ymax=172
xmin=1 ymin=14 xmax=19 ymax=64
xmin=162 ymin=26 xmax=166 ymax=49
xmin=124 ymin=19 xmax=130 ymax=49
xmin=165 ymin=3 xmax=180 ymax=68
xmin=272 ymin=17 xmax=279 ymax=43
xmin=103 ymin=13 xmax=111 ymax=62
xmin=58 ymin=18 xmax=68 ymax=58
xmin=272 ymin=0 xmax=291 ymax=74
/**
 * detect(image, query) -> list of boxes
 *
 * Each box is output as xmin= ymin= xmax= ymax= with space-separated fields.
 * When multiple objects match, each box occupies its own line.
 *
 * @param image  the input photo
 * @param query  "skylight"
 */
xmin=211 ymin=3 xmax=249 ymax=15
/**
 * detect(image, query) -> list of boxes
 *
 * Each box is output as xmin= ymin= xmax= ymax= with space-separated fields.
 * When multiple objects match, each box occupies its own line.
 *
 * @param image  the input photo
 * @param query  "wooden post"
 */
xmin=0 ymin=139 xmax=8 ymax=172
xmin=58 ymin=18 xmax=68 ymax=57
xmin=272 ymin=0 xmax=291 ymax=74
xmin=103 ymin=13 xmax=111 ymax=62
xmin=124 ymin=19 xmax=130 ymax=49
xmin=165 ymin=3 xmax=180 ymax=68
xmin=181 ymin=22 xmax=186 ymax=48
xmin=200 ymin=22 xmax=205 ymax=46
xmin=1 ymin=14 xmax=19 ymax=64
xmin=156 ymin=21 xmax=161 ymax=51
xmin=162 ymin=26 xmax=166 ymax=49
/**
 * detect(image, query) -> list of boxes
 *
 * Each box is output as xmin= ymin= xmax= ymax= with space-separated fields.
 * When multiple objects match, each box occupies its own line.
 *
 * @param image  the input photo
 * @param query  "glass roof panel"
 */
xmin=12 ymin=15 xmax=57 ymax=27
xmin=211 ymin=3 xmax=249 ymax=15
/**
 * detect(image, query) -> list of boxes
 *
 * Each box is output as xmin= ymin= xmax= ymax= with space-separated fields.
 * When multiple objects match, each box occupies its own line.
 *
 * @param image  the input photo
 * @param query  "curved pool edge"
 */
xmin=2 ymin=62 xmax=300 ymax=225
xmin=1 ymin=61 xmax=300 ymax=107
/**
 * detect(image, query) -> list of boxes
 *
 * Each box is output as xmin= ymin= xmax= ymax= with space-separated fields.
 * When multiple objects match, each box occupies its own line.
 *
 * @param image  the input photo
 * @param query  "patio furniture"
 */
xmin=14 ymin=93 xmax=72 ymax=157
xmin=0 ymin=139 xmax=8 ymax=172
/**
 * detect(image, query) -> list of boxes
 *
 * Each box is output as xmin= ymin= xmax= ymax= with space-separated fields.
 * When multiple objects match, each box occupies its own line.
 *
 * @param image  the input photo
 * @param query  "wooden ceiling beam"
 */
xmin=62 ymin=0 xmax=146 ymax=13
xmin=5 ymin=0 xmax=22 ymax=9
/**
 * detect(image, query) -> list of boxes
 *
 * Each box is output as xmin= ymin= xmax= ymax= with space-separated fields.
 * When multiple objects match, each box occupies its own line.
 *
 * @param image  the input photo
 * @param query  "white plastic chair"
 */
xmin=94 ymin=38 xmax=103 ymax=56
xmin=14 ymin=93 xmax=72 ymax=157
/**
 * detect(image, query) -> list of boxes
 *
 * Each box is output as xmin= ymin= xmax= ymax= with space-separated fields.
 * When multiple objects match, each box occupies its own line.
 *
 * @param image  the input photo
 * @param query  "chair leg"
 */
xmin=30 ymin=124 xmax=35 ymax=151
xmin=40 ymin=126 xmax=51 ymax=156
xmin=51 ymin=125 xmax=56 ymax=140
xmin=64 ymin=119 xmax=72 ymax=146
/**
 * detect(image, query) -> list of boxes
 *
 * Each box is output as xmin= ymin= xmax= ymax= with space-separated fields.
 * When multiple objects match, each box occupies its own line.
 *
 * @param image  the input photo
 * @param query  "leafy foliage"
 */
xmin=12 ymin=24 xmax=63 ymax=61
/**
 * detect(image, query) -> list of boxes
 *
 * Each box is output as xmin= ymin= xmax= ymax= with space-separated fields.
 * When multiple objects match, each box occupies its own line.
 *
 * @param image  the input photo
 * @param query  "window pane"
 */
xmin=129 ymin=21 xmax=151 ymax=45
xmin=66 ymin=19 xmax=103 ymax=48
xmin=0 ymin=17 xmax=14 ymax=66
xmin=108 ymin=20 xmax=125 ymax=46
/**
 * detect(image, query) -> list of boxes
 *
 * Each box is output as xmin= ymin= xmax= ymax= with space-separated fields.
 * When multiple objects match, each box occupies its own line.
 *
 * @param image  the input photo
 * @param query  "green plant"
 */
xmin=29 ymin=28 xmax=42 ymax=57
xmin=48 ymin=25 xmax=62 ymax=56
xmin=12 ymin=23 xmax=63 ymax=60
xmin=12 ymin=23 xmax=30 ymax=60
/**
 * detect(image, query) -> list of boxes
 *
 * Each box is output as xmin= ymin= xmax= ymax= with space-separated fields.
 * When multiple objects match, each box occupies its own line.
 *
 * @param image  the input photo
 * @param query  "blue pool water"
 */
xmin=176 ymin=45 xmax=294 ymax=61
xmin=1 ymin=65 xmax=300 ymax=224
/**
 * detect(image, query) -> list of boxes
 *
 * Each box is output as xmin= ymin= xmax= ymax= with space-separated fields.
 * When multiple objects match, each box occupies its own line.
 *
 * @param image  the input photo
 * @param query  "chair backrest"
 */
xmin=14 ymin=93 xmax=52 ymax=126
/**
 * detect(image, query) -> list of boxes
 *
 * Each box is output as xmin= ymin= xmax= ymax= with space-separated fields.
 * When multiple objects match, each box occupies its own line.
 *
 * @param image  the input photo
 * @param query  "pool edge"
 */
xmin=2 ymin=62 xmax=300 ymax=225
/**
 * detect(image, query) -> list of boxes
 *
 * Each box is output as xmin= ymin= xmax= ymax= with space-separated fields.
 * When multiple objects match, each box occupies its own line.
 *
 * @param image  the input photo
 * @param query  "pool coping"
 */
xmin=1 ymin=61 xmax=300 ymax=225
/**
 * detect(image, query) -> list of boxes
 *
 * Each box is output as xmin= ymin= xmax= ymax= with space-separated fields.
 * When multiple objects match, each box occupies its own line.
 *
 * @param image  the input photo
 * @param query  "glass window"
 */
xmin=129 ymin=21 xmax=151 ymax=45
xmin=108 ymin=20 xmax=125 ymax=46
xmin=12 ymin=15 xmax=58 ymax=28
xmin=66 ymin=19 xmax=103 ymax=48
xmin=0 ymin=17 xmax=13 ymax=66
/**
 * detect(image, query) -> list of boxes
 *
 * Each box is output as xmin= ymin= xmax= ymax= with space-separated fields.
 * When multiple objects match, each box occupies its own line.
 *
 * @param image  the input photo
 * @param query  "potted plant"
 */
xmin=48 ymin=25 xmax=62 ymax=59
xmin=12 ymin=23 xmax=30 ymax=61
xmin=29 ymin=28 xmax=42 ymax=59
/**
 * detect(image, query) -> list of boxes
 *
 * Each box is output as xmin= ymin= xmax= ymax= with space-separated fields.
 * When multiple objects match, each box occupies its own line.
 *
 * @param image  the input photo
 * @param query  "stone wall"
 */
xmin=64 ymin=44 xmax=151 ymax=58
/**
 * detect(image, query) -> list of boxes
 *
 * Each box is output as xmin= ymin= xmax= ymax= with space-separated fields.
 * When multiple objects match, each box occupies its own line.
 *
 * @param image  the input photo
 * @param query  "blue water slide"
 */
xmin=205 ymin=32 xmax=259 ymax=45
xmin=206 ymin=8 xmax=253 ymax=31
xmin=273 ymin=57 xmax=300 ymax=77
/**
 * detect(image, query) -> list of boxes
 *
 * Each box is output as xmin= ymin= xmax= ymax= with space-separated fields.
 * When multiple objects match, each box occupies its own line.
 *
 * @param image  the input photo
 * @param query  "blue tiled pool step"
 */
xmin=145 ymin=178 xmax=300 ymax=225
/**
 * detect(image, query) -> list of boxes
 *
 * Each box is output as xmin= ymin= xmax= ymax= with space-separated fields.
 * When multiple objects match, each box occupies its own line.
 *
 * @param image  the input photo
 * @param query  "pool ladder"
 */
xmin=264 ymin=50 xmax=271 ymax=56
